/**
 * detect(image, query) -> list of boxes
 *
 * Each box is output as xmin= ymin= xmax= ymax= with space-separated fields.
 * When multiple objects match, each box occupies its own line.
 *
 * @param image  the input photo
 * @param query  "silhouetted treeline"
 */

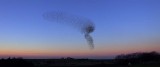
xmin=0 ymin=57 xmax=34 ymax=67
xmin=115 ymin=51 xmax=160 ymax=65
xmin=0 ymin=51 xmax=160 ymax=67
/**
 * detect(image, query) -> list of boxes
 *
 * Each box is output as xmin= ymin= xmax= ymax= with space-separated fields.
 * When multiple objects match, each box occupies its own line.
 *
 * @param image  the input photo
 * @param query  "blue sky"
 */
xmin=0 ymin=0 xmax=160 ymax=59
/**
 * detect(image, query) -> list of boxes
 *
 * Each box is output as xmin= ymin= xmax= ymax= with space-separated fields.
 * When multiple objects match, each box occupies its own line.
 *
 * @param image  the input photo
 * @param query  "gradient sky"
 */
xmin=0 ymin=0 xmax=160 ymax=59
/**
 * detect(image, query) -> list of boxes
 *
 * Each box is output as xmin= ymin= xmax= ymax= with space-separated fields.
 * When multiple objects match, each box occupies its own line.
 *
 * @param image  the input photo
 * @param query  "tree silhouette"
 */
xmin=0 ymin=57 xmax=34 ymax=67
xmin=115 ymin=51 xmax=160 ymax=64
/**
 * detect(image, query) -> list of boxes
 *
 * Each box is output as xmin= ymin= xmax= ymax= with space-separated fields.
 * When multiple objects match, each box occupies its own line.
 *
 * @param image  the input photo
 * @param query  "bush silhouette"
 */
xmin=115 ymin=51 xmax=160 ymax=64
xmin=0 ymin=57 xmax=34 ymax=67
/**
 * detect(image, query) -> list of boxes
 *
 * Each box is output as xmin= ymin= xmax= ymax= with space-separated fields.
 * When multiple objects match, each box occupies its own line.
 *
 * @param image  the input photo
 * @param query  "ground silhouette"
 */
xmin=0 ymin=51 xmax=160 ymax=67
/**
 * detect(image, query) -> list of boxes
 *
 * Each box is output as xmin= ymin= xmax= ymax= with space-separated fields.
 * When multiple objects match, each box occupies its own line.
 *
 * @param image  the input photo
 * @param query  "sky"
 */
xmin=0 ymin=0 xmax=160 ymax=59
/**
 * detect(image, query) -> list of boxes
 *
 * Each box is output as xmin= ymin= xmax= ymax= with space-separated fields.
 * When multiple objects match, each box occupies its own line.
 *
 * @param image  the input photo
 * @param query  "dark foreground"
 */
xmin=0 ymin=58 xmax=160 ymax=67
xmin=1 ymin=51 xmax=160 ymax=67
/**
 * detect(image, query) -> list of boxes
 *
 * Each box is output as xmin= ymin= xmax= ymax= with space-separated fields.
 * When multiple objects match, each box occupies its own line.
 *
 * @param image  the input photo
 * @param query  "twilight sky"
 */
xmin=0 ymin=0 xmax=160 ymax=59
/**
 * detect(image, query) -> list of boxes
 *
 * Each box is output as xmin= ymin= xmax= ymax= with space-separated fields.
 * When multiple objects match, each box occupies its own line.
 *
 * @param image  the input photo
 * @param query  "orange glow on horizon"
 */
xmin=0 ymin=42 xmax=159 ymax=58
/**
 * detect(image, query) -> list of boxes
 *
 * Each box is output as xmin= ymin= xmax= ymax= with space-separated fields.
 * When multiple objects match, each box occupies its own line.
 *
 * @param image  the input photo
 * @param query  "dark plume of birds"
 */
xmin=43 ymin=11 xmax=95 ymax=49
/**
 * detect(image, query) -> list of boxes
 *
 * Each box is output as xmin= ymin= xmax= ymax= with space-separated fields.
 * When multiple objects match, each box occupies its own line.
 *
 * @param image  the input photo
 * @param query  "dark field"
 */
xmin=0 ymin=58 xmax=160 ymax=67
xmin=1 ymin=51 xmax=160 ymax=67
xmin=27 ymin=59 xmax=160 ymax=67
